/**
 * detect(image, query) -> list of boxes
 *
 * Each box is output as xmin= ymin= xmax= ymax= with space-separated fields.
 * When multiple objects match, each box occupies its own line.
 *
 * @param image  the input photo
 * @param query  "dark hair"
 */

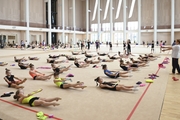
xmin=120 ymin=59 xmax=124 ymax=63
xmin=94 ymin=77 xmax=100 ymax=86
xmin=29 ymin=63 xmax=34 ymax=68
xmin=101 ymin=64 xmax=107 ymax=69
xmin=13 ymin=90 xmax=20 ymax=101
xmin=5 ymin=68 xmax=10 ymax=74
xmin=54 ymin=68 xmax=60 ymax=73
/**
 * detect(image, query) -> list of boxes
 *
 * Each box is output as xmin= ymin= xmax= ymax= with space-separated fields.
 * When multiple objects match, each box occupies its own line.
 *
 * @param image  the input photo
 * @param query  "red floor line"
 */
xmin=0 ymin=98 xmax=62 ymax=120
xmin=126 ymin=57 xmax=166 ymax=120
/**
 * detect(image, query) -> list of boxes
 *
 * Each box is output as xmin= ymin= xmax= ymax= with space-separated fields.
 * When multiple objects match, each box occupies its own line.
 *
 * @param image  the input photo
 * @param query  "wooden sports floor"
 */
xmin=0 ymin=45 xmax=179 ymax=120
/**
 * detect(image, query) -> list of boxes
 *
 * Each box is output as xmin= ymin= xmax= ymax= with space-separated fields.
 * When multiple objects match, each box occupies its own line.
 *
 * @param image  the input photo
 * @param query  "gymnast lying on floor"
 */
xmin=94 ymin=77 xmax=139 ymax=92
xmin=13 ymin=88 xmax=60 ymax=107
xmin=53 ymin=70 xmax=87 ymax=89
xmin=51 ymin=63 xmax=72 ymax=73
xmin=74 ymin=58 xmax=89 ymax=68
xmin=102 ymin=64 xmax=131 ymax=78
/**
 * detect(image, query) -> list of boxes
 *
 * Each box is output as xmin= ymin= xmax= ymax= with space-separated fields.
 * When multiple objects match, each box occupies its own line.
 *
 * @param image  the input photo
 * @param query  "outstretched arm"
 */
xmin=161 ymin=46 xmax=172 ymax=49
xmin=162 ymin=48 xmax=172 ymax=52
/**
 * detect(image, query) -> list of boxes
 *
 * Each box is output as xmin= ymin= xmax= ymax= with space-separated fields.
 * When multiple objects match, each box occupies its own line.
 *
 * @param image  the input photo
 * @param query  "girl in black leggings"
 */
xmin=94 ymin=77 xmax=138 ymax=91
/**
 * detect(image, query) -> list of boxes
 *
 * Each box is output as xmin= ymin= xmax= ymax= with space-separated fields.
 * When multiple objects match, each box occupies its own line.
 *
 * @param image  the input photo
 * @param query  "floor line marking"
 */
xmin=0 ymin=98 xmax=62 ymax=120
xmin=126 ymin=57 xmax=166 ymax=120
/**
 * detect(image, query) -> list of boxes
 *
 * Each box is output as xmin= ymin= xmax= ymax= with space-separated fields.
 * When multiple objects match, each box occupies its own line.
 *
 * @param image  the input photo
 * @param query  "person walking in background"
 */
xmin=87 ymin=40 xmax=91 ymax=50
xmin=162 ymin=39 xmax=180 ymax=74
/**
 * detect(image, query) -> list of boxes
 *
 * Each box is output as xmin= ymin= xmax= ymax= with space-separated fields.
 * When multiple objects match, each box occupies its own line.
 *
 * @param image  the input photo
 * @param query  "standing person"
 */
xmin=123 ymin=41 xmax=126 ymax=54
xmin=151 ymin=40 xmax=155 ymax=53
xmin=81 ymin=41 xmax=84 ymax=51
xmin=162 ymin=39 xmax=180 ymax=74
xmin=160 ymin=40 xmax=163 ymax=53
xmin=142 ymin=41 xmax=145 ymax=47
xmin=109 ymin=42 xmax=112 ymax=51
xmin=156 ymin=41 xmax=159 ymax=46
xmin=42 ymin=40 xmax=46 ymax=51
xmin=21 ymin=40 xmax=25 ymax=50
xmin=87 ymin=40 xmax=91 ymax=50
xmin=127 ymin=40 xmax=131 ymax=55
xmin=95 ymin=40 xmax=99 ymax=52
xmin=172 ymin=40 xmax=176 ymax=46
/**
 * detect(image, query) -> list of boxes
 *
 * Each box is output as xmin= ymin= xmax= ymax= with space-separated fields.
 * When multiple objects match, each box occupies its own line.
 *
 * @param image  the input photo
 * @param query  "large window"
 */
xmin=128 ymin=21 xmax=138 ymax=30
xmin=114 ymin=22 xmax=123 ymax=30
xmin=91 ymin=34 xmax=98 ymax=42
xmin=102 ymin=33 xmax=110 ymax=43
xmin=128 ymin=32 xmax=137 ymax=43
xmin=114 ymin=33 xmax=123 ymax=43
xmin=91 ymin=24 xmax=100 ymax=31
xmin=102 ymin=23 xmax=110 ymax=31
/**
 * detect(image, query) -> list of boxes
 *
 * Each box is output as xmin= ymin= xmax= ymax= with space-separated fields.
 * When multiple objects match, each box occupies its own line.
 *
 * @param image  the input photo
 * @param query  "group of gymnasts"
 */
xmin=1 ymin=50 xmax=159 ymax=108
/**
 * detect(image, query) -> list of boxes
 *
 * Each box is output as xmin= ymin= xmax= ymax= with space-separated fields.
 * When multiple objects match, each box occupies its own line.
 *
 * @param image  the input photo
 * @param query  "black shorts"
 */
xmin=19 ymin=65 xmax=27 ymax=69
xmin=60 ymin=83 xmax=67 ymax=89
xmin=49 ymin=60 xmax=55 ymax=63
xmin=86 ymin=55 xmax=92 ymax=58
xmin=33 ymin=76 xmax=37 ymax=80
xmin=102 ymin=59 xmax=106 ymax=62
xmin=107 ymin=73 xmax=120 ymax=78
xmin=130 ymin=64 xmax=138 ymax=67
xmin=29 ymin=97 xmax=39 ymax=107
xmin=74 ymin=63 xmax=80 ymax=68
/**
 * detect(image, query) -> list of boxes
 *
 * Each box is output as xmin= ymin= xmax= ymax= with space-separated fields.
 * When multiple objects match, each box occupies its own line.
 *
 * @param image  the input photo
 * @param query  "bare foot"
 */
xmin=55 ymin=97 xmax=62 ymax=101
xmin=53 ymin=103 xmax=60 ymax=106
xmin=81 ymin=86 xmax=87 ymax=89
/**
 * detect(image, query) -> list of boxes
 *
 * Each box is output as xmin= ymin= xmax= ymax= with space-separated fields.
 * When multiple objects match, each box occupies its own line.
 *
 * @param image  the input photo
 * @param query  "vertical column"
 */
xmin=123 ymin=0 xmax=126 ymax=42
xmin=171 ymin=0 xmax=175 ymax=44
xmin=62 ymin=0 xmax=65 ymax=43
xmin=48 ymin=0 xmax=52 ymax=46
xmin=73 ymin=0 xmax=76 ymax=45
xmin=110 ymin=0 xmax=113 ymax=43
xmin=154 ymin=0 xmax=157 ymax=44
xmin=25 ymin=0 xmax=30 ymax=45
xmin=97 ymin=0 xmax=101 ymax=41
xmin=86 ymin=0 xmax=89 ymax=41
xmin=138 ymin=0 xmax=141 ymax=45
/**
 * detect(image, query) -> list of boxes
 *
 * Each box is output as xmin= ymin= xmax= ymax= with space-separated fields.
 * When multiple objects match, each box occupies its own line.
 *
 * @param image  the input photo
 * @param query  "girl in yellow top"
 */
xmin=53 ymin=72 xmax=87 ymax=89
xmin=13 ymin=89 xmax=61 ymax=107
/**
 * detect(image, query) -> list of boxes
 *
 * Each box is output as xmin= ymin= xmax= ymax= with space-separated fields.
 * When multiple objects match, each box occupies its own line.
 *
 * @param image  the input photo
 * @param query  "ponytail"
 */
xmin=94 ymin=77 xmax=100 ymax=86
xmin=29 ymin=63 xmax=34 ymax=68
xmin=5 ymin=68 xmax=10 ymax=74
xmin=13 ymin=90 xmax=20 ymax=101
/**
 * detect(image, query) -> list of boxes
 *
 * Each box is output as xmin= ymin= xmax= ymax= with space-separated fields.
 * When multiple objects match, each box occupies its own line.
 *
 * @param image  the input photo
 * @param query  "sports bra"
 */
xmin=74 ymin=62 xmax=80 ymax=67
